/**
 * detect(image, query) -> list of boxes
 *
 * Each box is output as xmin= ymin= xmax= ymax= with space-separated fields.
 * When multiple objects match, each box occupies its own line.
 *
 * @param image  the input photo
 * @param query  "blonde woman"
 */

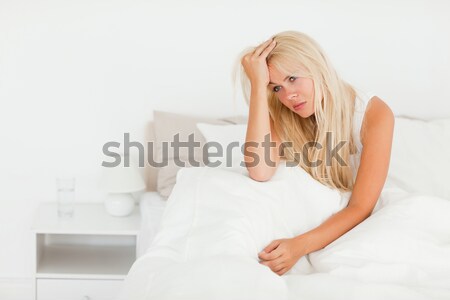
xmin=240 ymin=31 xmax=395 ymax=275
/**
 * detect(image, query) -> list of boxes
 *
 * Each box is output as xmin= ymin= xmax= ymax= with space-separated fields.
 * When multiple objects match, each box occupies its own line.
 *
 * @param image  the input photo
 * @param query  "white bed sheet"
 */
xmin=121 ymin=262 xmax=449 ymax=300
xmin=124 ymin=164 xmax=450 ymax=300
xmin=137 ymin=192 xmax=166 ymax=258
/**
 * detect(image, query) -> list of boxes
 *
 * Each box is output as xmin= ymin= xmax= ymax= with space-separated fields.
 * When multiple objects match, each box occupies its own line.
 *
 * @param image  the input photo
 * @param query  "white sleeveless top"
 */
xmin=349 ymin=90 xmax=376 ymax=180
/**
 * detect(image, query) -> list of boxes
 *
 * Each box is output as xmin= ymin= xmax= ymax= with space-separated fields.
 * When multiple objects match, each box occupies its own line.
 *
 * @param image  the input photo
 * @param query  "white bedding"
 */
xmin=137 ymin=192 xmax=166 ymax=257
xmin=123 ymin=162 xmax=450 ymax=300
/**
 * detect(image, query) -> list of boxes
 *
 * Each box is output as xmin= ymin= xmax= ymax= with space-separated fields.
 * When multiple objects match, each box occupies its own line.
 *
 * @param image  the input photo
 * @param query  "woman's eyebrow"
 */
xmin=269 ymin=75 xmax=291 ymax=85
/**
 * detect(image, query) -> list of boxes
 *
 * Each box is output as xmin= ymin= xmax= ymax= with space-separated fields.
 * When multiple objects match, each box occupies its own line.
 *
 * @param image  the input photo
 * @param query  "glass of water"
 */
xmin=56 ymin=177 xmax=75 ymax=218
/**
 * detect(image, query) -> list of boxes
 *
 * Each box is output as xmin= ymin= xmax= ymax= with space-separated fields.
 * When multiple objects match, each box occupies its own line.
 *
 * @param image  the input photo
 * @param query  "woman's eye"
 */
xmin=289 ymin=76 xmax=297 ymax=82
xmin=273 ymin=86 xmax=281 ymax=92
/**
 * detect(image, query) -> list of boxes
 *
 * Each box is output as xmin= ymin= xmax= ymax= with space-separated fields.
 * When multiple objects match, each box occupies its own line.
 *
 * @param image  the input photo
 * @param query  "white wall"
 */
xmin=0 ymin=0 xmax=449 ymax=284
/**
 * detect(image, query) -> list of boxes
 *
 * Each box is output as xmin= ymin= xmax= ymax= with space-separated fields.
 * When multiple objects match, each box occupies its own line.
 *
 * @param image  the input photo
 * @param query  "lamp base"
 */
xmin=104 ymin=193 xmax=135 ymax=217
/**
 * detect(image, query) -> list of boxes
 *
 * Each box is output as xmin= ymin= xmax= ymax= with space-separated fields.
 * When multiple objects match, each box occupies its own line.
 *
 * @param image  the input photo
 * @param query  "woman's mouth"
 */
xmin=293 ymin=102 xmax=306 ymax=110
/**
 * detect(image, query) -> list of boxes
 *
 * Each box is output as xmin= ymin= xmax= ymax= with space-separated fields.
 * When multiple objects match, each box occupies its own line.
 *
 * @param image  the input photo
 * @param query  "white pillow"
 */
xmin=196 ymin=123 xmax=247 ymax=168
xmin=386 ymin=117 xmax=450 ymax=200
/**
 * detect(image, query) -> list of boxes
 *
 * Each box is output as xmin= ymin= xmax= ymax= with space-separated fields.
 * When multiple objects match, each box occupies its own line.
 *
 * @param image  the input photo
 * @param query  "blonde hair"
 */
xmin=236 ymin=31 xmax=357 ymax=192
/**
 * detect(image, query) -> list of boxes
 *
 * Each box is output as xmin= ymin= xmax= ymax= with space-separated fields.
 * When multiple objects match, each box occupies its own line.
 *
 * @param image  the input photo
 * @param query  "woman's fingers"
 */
xmin=259 ymin=240 xmax=284 ymax=260
xmin=276 ymin=267 xmax=289 ymax=276
xmin=259 ymin=247 xmax=282 ymax=261
xmin=240 ymin=38 xmax=277 ymax=87
xmin=260 ymin=256 xmax=285 ymax=271
xmin=263 ymin=239 xmax=281 ymax=253
xmin=259 ymin=40 xmax=276 ymax=58
xmin=253 ymin=39 xmax=275 ymax=57
xmin=272 ymin=261 xmax=285 ymax=272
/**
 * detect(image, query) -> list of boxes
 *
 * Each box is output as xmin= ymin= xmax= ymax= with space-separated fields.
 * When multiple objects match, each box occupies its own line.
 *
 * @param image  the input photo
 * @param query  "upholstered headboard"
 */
xmin=144 ymin=121 xmax=158 ymax=192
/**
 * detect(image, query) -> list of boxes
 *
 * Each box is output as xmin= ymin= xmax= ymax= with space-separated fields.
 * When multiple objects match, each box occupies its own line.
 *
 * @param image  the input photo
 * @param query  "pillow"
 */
xmin=386 ymin=117 xmax=450 ymax=200
xmin=152 ymin=110 xmax=247 ymax=199
xmin=196 ymin=123 xmax=247 ymax=168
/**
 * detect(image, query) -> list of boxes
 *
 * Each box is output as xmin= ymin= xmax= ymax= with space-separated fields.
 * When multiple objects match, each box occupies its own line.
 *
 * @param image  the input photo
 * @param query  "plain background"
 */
xmin=1 ymin=0 xmax=449 ymax=297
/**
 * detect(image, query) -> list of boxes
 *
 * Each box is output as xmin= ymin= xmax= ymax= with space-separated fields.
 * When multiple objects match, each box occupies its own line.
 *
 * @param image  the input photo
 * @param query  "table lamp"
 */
xmin=99 ymin=156 xmax=146 ymax=217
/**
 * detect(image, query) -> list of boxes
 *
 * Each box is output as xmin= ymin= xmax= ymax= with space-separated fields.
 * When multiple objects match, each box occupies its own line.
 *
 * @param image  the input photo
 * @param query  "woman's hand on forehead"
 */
xmin=241 ymin=39 xmax=277 ymax=88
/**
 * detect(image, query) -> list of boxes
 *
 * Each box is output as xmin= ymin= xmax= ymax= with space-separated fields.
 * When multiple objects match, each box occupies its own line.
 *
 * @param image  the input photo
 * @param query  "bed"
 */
xmin=137 ymin=192 xmax=166 ymax=258
xmin=125 ymin=111 xmax=450 ymax=300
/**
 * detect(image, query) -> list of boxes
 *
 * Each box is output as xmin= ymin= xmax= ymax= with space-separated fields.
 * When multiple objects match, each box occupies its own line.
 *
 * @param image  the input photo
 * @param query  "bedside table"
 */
xmin=31 ymin=203 xmax=141 ymax=300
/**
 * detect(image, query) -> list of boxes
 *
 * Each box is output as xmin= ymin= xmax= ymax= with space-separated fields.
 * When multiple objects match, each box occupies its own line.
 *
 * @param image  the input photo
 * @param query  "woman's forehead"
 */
xmin=268 ymin=62 xmax=307 ymax=78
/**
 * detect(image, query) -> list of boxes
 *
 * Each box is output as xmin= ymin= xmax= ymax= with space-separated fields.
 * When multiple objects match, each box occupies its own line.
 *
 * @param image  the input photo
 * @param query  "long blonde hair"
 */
xmin=236 ymin=31 xmax=358 ymax=192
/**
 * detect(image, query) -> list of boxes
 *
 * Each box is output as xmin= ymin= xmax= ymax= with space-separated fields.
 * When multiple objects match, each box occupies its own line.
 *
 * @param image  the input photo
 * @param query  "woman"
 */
xmin=240 ymin=31 xmax=395 ymax=275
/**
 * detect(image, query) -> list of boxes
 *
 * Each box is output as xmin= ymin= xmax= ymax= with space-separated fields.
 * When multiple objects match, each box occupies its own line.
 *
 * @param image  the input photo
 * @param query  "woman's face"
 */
xmin=267 ymin=64 xmax=315 ymax=118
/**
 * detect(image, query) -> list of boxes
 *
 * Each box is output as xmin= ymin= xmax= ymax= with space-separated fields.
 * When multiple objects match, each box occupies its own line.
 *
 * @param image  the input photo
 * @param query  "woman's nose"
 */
xmin=286 ymin=91 xmax=298 ymax=101
xmin=282 ymin=85 xmax=297 ymax=101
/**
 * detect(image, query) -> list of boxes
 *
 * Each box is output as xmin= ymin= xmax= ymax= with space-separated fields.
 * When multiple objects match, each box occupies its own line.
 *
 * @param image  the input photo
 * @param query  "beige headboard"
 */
xmin=144 ymin=121 xmax=158 ymax=192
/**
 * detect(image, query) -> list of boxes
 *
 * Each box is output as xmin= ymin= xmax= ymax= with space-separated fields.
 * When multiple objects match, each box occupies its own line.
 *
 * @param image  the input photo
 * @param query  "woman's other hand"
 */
xmin=241 ymin=39 xmax=277 ymax=89
xmin=258 ymin=235 xmax=309 ymax=276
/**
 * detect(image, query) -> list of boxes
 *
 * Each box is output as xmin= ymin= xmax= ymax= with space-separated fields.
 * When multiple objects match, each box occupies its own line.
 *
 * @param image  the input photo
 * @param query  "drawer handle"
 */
xmin=82 ymin=296 xmax=91 ymax=300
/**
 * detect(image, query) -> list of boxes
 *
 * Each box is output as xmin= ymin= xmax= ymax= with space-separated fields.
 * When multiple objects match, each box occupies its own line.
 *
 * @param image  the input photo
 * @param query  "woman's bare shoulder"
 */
xmin=361 ymin=96 xmax=395 ymax=144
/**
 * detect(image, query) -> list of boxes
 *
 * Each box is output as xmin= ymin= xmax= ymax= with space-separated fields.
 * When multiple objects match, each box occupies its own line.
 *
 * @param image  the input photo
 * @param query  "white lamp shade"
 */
xmin=99 ymin=157 xmax=146 ymax=193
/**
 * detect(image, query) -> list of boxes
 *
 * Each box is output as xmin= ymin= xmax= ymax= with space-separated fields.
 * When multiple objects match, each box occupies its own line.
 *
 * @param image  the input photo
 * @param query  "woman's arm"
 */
xmin=241 ymin=39 xmax=281 ymax=181
xmin=245 ymin=101 xmax=282 ymax=181
xmin=259 ymin=96 xmax=395 ymax=275
xmin=300 ymin=96 xmax=394 ymax=253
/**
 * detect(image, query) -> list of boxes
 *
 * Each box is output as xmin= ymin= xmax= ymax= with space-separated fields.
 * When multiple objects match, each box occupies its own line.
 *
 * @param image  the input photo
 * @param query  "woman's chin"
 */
xmin=294 ymin=110 xmax=314 ymax=118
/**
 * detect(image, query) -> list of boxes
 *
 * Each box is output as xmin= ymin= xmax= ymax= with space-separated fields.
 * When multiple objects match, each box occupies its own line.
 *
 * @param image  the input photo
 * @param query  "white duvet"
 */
xmin=119 ymin=162 xmax=450 ymax=300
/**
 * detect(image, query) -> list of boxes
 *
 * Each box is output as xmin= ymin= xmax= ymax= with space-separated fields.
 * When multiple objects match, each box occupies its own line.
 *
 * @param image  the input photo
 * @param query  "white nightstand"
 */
xmin=31 ymin=203 xmax=140 ymax=300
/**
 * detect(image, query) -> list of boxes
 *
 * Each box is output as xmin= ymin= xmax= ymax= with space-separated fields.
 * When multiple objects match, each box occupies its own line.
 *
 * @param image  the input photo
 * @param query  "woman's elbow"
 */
xmin=247 ymin=168 xmax=274 ymax=182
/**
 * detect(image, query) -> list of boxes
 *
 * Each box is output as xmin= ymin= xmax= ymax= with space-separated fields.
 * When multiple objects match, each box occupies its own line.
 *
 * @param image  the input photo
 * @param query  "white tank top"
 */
xmin=349 ymin=90 xmax=376 ymax=180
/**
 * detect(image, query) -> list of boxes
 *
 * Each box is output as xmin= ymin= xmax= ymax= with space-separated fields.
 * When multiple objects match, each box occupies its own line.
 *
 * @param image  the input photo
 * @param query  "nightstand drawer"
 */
xmin=37 ymin=279 xmax=123 ymax=300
